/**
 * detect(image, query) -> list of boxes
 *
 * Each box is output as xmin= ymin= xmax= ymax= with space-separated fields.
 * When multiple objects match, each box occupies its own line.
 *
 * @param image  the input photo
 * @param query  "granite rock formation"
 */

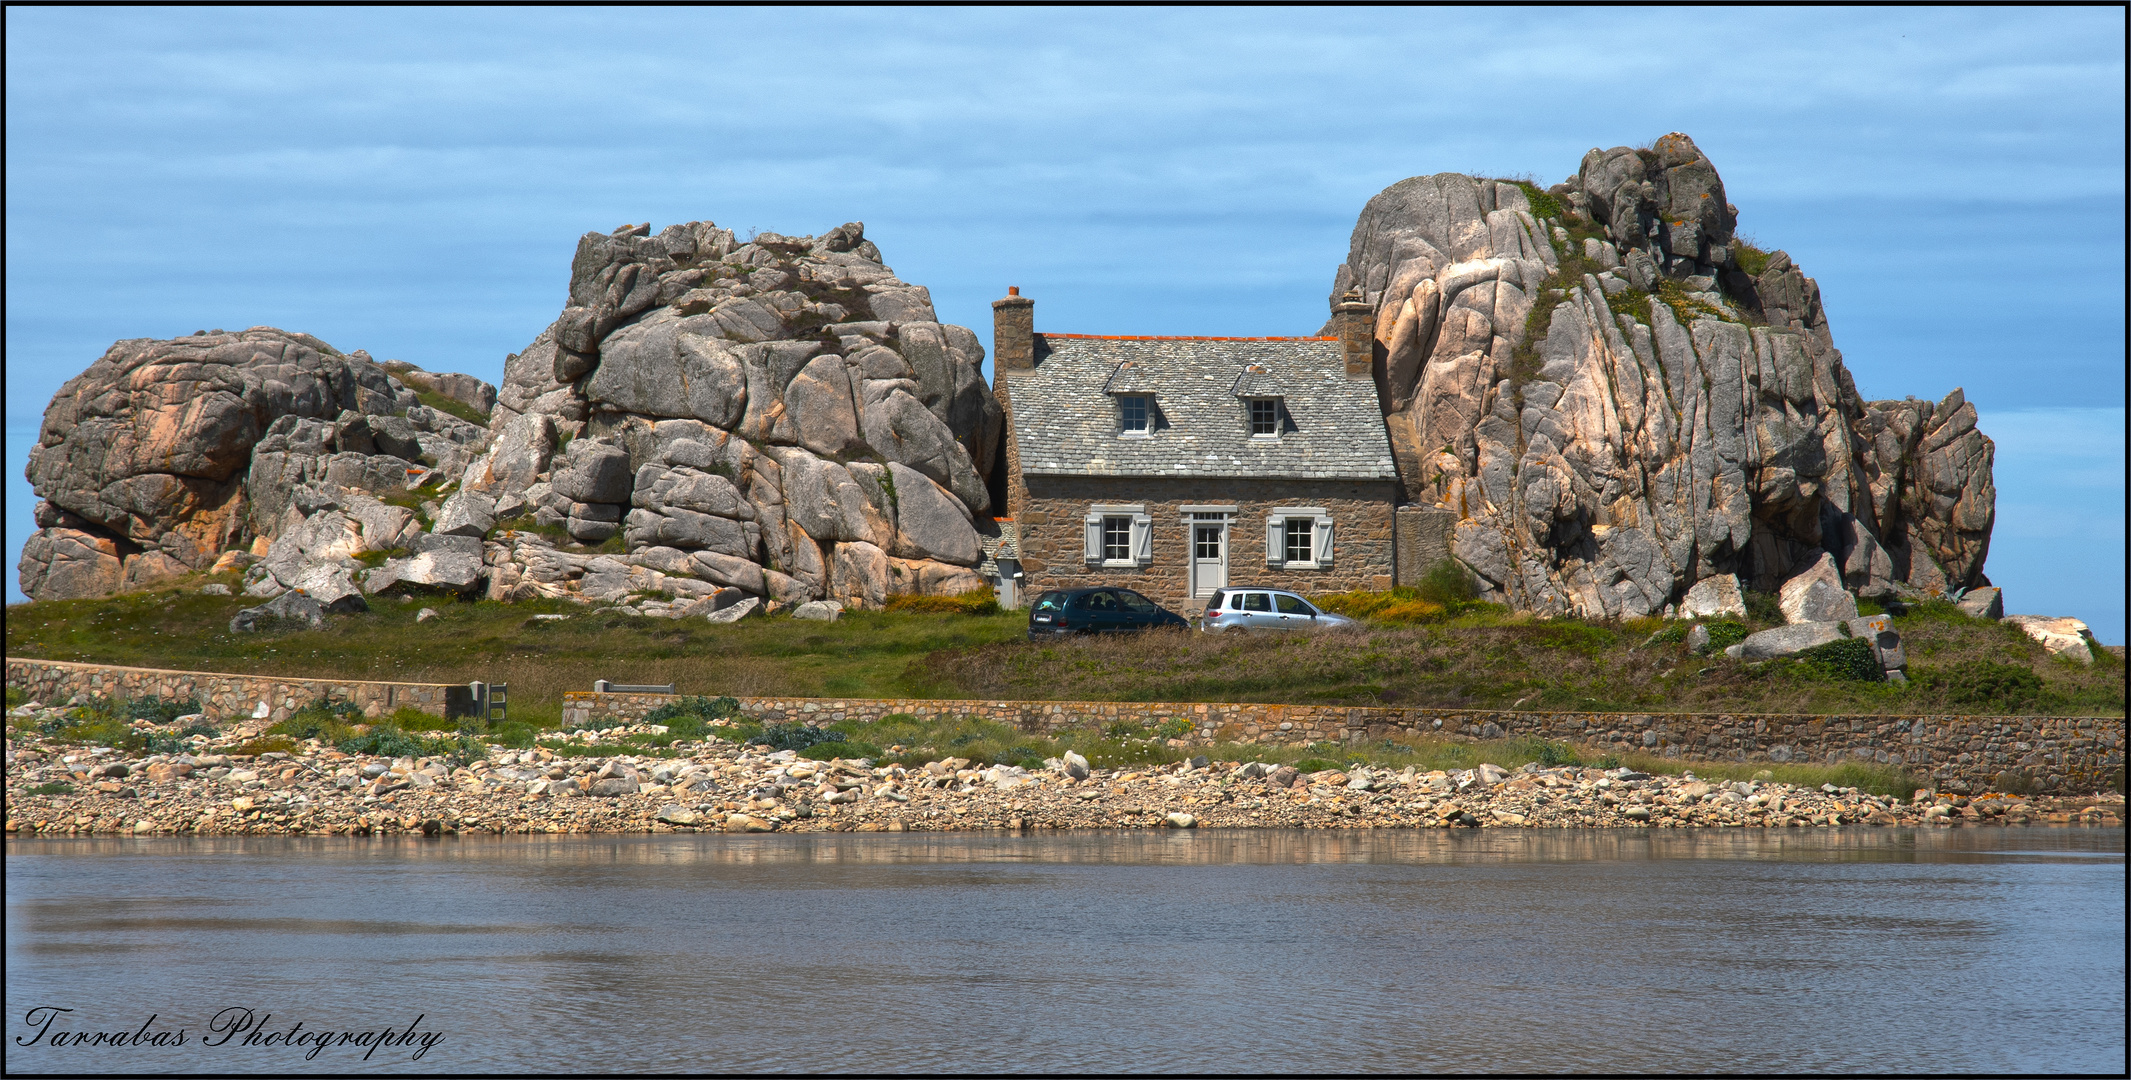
xmin=21 ymin=221 xmax=1005 ymax=616
xmin=21 ymin=330 xmax=488 ymax=601
xmin=1328 ymin=133 xmax=1995 ymax=617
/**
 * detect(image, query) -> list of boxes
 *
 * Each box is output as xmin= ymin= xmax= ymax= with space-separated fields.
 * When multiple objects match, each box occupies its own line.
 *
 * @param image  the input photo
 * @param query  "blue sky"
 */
xmin=6 ymin=8 xmax=2123 ymax=639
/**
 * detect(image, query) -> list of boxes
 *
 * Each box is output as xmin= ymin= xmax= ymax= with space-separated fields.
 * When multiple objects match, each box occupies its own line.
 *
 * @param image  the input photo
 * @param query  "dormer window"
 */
xmin=1248 ymin=398 xmax=1279 ymax=436
xmin=1119 ymin=395 xmax=1149 ymax=435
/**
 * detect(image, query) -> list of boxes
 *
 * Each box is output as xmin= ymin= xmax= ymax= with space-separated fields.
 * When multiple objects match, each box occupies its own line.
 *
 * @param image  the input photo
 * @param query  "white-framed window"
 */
xmin=1248 ymin=398 xmax=1279 ymax=437
xmin=1118 ymin=395 xmax=1149 ymax=435
xmin=1085 ymin=504 xmax=1152 ymax=567
xmin=1265 ymin=507 xmax=1335 ymax=569
xmin=1102 ymin=516 xmax=1131 ymax=561
xmin=1284 ymin=518 xmax=1314 ymax=563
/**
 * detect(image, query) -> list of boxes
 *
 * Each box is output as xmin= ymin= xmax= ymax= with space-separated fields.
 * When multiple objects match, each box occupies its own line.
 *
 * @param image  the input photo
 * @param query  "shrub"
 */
xmin=1704 ymin=621 xmax=1750 ymax=650
xmin=1919 ymin=660 xmax=2044 ymax=709
xmin=884 ymin=587 xmax=1002 ymax=616
xmin=1292 ymin=758 xmax=1339 ymax=774
xmin=1152 ymin=717 xmax=1191 ymax=740
xmin=1512 ymin=737 xmax=1583 ymax=767
xmin=1314 ymin=586 xmax=1446 ymax=625
xmin=1793 ymin=637 xmax=1882 ymax=682
xmin=1743 ymin=591 xmax=1783 ymax=625
xmin=24 ymin=782 xmax=76 ymax=796
xmin=337 ymin=724 xmax=430 ymax=759
xmin=1414 ymin=559 xmax=1479 ymax=607
xmin=641 ymin=695 xmax=741 ymax=738
xmin=1646 ymin=623 xmax=1688 ymax=645
xmin=754 ymin=723 xmax=847 ymax=752
xmin=125 ymin=695 xmax=203 ymax=725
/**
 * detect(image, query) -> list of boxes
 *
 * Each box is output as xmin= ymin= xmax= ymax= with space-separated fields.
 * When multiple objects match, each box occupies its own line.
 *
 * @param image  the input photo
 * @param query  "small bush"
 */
xmin=1705 ymin=621 xmax=1750 ymax=650
xmin=1793 ymin=637 xmax=1882 ymax=682
xmin=232 ymin=735 xmax=300 ymax=756
xmin=1415 ymin=559 xmax=1479 ymax=607
xmin=1919 ymin=660 xmax=2044 ymax=709
xmin=1152 ymin=717 xmax=1191 ymax=740
xmin=641 ymin=695 xmax=741 ymax=738
xmin=1743 ymin=591 xmax=1783 ymax=625
xmin=754 ymin=723 xmax=847 ymax=752
xmin=24 ymin=782 xmax=76 ymax=796
xmin=1292 ymin=758 xmax=1339 ymax=774
xmin=883 ymin=587 xmax=1002 ymax=616
xmin=1512 ymin=737 xmax=1583 ymax=767
xmin=1313 ymin=586 xmax=1447 ymax=625
xmin=1646 ymin=623 xmax=1688 ymax=645
xmin=125 ymin=695 xmax=203 ymax=725
xmin=1731 ymin=238 xmax=1772 ymax=277
xmin=337 ymin=724 xmax=430 ymax=759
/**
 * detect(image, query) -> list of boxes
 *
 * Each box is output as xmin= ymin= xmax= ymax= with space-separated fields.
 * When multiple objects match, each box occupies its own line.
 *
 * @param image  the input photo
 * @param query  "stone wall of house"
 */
xmin=6 ymin=657 xmax=460 ymax=732
xmin=1013 ymin=476 xmax=1399 ymax=610
xmin=557 ymin=689 xmax=2124 ymax=794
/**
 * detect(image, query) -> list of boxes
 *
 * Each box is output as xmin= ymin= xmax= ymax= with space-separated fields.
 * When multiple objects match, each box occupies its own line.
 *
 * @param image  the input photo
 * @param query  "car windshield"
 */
xmin=1032 ymin=592 xmax=1067 ymax=612
xmin=1203 ymin=590 xmax=1227 ymax=613
xmin=1275 ymin=594 xmax=1312 ymax=615
xmin=1118 ymin=591 xmax=1158 ymax=613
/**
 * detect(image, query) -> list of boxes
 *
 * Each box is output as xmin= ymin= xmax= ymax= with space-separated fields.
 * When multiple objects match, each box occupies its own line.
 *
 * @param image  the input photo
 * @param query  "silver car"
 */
xmin=1195 ymin=588 xmax=1357 ymax=632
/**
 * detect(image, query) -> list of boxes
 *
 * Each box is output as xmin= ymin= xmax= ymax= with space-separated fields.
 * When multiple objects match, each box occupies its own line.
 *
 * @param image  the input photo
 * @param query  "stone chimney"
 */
xmin=992 ymin=286 xmax=1035 ymax=379
xmin=1331 ymin=285 xmax=1372 ymax=380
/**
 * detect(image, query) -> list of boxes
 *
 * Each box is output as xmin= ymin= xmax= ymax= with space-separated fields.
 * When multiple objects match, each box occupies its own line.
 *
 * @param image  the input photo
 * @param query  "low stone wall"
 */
xmin=6 ymin=658 xmax=463 ymax=729
xmin=562 ymin=691 xmax=2124 ymax=794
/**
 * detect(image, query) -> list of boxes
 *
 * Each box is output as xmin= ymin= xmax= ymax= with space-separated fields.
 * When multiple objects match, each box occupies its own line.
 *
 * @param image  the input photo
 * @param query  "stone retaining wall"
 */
xmin=6 ymin=658 xmax=463 ymax=730
xmin=561 ymin=691 xmax=2124 ymax=794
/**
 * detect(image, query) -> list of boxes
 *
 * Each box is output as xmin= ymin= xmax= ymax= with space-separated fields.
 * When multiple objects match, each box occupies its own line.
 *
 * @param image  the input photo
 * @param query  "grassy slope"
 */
xmin=6 ymin=575 xmax=2120 ymax=724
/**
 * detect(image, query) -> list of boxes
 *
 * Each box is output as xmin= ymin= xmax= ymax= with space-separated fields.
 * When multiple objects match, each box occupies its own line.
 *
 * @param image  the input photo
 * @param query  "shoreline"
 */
xmin=9 ymin=733 xmax=2121 ymax=838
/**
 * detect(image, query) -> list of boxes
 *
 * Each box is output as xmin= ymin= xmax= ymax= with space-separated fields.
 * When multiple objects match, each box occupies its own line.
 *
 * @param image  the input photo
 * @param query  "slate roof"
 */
xmin=1006 ymin=335 xmax=1398 ymax=480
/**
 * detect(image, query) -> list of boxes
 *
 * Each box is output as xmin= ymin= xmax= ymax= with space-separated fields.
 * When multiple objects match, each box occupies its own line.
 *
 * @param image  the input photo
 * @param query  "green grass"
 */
xmin=720 ymin=711 xmax=1924 ymax=798
xmin=411 ymin=390 xmax=489 ymax=427
xmin=7 ymin=579 xmax=2119 ymax=725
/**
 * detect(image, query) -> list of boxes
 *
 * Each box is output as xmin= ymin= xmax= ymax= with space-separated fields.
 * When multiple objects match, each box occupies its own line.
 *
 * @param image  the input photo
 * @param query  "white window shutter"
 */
xmin=1265 ymin=515 xmax=1285 ymax=567
xmin=1131 ymin=514 xmax=1153 ymax=565
xmin=1084 ymin=514 xmax=1102 ymax=564
xmin=1314 ymin=515 xmax=1334 ymax=568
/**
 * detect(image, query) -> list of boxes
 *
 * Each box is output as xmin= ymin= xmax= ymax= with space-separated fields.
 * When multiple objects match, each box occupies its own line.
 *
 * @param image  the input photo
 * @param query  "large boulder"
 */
xmin=1329 ymin=134 xmax=1996 ymax=618
xmin=20 ymin=327 xmax=495 ymax=601
xmin=1678 ymin=574 xmax=1745 ymax=619
xmin=1778 ymin=553 xmax=1859 ymax=624
xmin=1723 ymin=622 xmax=1845 ymax=660
xmin=2004 ymin=615 xmax=2096 ymax=664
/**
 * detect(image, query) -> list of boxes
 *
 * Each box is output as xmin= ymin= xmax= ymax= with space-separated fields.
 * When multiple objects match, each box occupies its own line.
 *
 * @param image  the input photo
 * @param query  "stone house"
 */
xmin=986 ymin=288 xmax=1408 ymax=611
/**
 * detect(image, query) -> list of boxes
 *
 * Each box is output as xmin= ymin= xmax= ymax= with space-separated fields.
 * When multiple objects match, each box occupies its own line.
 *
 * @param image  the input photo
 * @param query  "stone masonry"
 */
xmin=1015 ymin=476 xmax=1398 ymax=611
xmin=559 ymin=690 xmax=2124 ymax=795
xmin=7 ymin=657 xmax=459 ymax=730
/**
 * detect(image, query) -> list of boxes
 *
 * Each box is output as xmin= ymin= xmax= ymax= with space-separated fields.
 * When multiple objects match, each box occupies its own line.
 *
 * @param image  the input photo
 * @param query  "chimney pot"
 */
xmin=1008 ymin=286 xmax=1020 ymax=296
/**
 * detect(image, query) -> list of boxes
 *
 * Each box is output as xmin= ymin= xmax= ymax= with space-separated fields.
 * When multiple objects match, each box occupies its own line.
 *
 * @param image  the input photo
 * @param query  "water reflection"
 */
xmin=6 ymin=828 xmax=2121 ymax=1075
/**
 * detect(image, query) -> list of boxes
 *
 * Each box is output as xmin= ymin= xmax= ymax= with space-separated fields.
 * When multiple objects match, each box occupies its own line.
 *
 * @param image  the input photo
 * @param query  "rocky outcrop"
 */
xmin=20 ymin=328 xmax=490 ymax=601
xmin=1328 ymin=133 xmax=1996 ymax=617
xmin=483 ymin=219 xmax=1003 ymax=608
xmin=21 ymin=221 xmax=1004 ymax=615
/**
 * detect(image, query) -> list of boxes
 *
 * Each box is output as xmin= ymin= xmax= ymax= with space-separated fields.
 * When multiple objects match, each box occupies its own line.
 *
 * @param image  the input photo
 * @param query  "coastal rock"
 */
xmin=1678 ymin=574 xmax=1746 ymax=619
xmin=1778 ymin=553 xmax=1859 ymax=624
xmin=2003 ymin=615 xmax=2096 ymax=664
xmin=1955 ymin=586 xmax=2003 ymax=621
xmin=1329 ymin=133 xmax=1995 ymax=618
xmin=230 ymin=589 xmax=327 ymax=632
xmin=1724 ymin=621 xmax=1845 ymax=661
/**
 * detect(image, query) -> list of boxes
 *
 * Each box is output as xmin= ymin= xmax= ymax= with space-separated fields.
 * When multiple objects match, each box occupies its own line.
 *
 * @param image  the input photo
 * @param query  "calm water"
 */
xmin=5 ymin=829 xmax=2122 ymax=1074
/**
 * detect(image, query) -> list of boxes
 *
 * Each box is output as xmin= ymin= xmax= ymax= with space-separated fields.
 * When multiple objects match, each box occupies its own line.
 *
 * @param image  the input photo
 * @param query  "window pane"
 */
xmin=1103 ymin=516 xmax=1130 ymax=561
xmin=1250 ymin=399 xmax=1277 ymax=435
xmin=1275 ymin=593 xmax=1310 ymax=614
xmin=1118 ymin=591 xmax=1157 ymax=612
xmin=1087 ymin=591 xmax=1118 ymax=610
xmin=1120 ymin=396 xmax=1147 ymax=432
xmin=1285 ymin=519 xmax=1313 ymax=563
xmin=1033 ymin=592 xmax=1066 ymax=611
xmin=1205 ymin=589 xmax=1227 ymax=611
xmin=1194 ymin=526 xmax=1220 ymax=558
xmin=1241 ymin=592 xmax=1271 ymax=612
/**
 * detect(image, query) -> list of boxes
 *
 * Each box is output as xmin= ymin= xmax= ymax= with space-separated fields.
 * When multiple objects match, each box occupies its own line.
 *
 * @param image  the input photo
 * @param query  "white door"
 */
xmin=1191 ymin=523 xmax=1227 ymax=597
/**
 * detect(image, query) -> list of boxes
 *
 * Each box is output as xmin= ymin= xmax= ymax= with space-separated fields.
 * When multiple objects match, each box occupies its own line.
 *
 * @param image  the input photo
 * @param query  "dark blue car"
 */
xmin=1027 ymin=587 xmax=1189 ymax=639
